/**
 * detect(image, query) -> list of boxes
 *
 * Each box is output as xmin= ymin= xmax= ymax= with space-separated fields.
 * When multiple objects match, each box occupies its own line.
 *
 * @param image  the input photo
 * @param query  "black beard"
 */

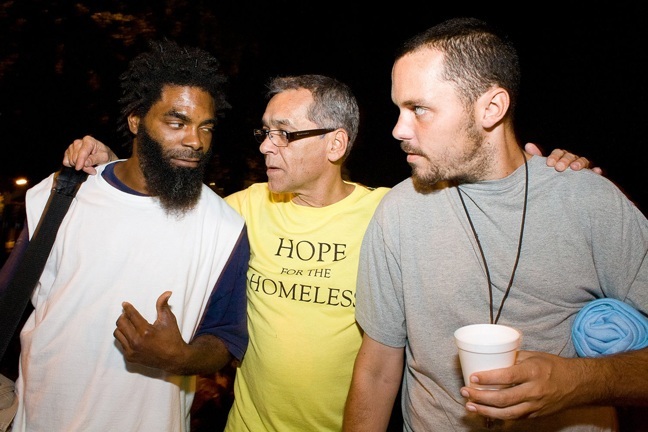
xmin=136 ymin=126 xmax=212 ymax=217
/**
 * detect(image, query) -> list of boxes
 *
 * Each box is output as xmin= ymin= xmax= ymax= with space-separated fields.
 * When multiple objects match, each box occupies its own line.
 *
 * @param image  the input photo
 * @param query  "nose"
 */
xmin=392 ymin=112 xmax=412 ymax=142
xmin=259 ymin=135 xmax=277 ymax=155
xmin=182 ymin=127 xmax=204 ymax=150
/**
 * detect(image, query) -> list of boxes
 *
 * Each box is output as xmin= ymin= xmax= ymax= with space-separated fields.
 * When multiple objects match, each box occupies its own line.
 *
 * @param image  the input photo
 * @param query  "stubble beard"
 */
xmin=409 ymin=118 xmax=491 ymax=193
xmin=137 ymin=126 xmax=212 ymax=217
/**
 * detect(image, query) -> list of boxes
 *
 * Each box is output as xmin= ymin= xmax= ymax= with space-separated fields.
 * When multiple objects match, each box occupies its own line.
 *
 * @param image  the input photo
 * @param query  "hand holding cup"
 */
xmin=454 ymin=323 xmax=522 ymax=390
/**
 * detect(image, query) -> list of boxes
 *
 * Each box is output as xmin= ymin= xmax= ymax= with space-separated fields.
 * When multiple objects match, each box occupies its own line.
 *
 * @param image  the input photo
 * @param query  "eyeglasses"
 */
xmin=253 ymin=128 xmax=335 ymax=147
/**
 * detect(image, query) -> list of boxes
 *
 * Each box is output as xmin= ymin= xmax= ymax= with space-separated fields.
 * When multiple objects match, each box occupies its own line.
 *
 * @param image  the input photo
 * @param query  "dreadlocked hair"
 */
xmin=117 ymin=39 xmax=230 ymax=151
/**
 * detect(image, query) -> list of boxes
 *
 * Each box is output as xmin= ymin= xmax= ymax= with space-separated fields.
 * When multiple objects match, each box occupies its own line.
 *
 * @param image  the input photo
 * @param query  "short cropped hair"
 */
xmin=396 ymin=17 xmax=521 ymax=117
xmin=117 ymin=39 xmax=230 ymax=150
xmin=266 ymin=74 xmax=360 ymax=160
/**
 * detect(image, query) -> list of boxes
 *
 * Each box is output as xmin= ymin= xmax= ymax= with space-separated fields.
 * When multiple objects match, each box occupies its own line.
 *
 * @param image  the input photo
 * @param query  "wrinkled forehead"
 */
xmin=262 ymin=88 xmax=315 ymax=129
xmin=149 ymin=84 xmax=216 ymax=120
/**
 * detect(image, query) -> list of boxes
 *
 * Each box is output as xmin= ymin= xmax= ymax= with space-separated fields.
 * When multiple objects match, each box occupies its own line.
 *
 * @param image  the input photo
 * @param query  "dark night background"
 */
xmin=1 ymin=1 xmax=647 ymax=213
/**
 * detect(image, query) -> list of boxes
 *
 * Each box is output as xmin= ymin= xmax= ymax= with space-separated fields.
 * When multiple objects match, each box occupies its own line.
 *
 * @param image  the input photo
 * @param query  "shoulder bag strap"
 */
xmin=0 ymin=166 xmax=88 ymax=361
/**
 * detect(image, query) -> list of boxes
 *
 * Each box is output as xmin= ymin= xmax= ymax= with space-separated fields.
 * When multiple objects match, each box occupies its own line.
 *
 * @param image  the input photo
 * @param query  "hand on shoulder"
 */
xmin=62 ymin=135 xmax=118 ymax=175
xmin=524 ymin=143 xmax=603 ymax=175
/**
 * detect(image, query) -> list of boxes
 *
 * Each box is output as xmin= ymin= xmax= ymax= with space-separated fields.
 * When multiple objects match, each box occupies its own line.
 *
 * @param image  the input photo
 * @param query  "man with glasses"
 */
xmin=62 ymin=74 xmax=593 ymax=431
xmin=222 ymin=75 xmax=391 ymax=431
xmin=254 ymin=127 xmax=336 ymax=145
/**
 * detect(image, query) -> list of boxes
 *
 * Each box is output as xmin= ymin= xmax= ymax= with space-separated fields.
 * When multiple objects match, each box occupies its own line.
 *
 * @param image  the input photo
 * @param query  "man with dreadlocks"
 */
xmin=2 ymin=39 xmax=250 ymax=431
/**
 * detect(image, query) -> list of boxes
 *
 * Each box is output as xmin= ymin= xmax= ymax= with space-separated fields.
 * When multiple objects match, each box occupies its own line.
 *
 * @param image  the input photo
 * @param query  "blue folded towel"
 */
xmin=572 ymin=298 xmax=648 ymax=357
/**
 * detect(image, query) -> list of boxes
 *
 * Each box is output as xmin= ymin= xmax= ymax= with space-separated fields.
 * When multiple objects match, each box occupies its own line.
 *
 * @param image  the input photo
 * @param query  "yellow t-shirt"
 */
xmin=224 ymin=182 xmax=389 ymax=432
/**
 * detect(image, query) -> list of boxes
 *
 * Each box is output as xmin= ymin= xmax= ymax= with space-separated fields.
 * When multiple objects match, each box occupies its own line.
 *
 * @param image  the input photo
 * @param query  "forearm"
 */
xmin=464 ymin=347 xmax=648 ymax=420
xmin=343 ymin=374 xmax=400 ymax=431
xmin=578 ymin=347 xmax=648 ymax=406
xmin=343 ymin=335 xmax=404 ymax=431
xmin=169 ymin=334 xmax=233 ymax=376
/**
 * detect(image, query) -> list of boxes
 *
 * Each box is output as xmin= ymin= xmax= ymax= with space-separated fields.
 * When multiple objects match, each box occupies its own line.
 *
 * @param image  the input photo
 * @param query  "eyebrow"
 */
xmin=165 ymin=109 xmax=217 ymax=126
xmin=262 ymin=119 xmax=294 ymax=130
xmin=401 ymin=99 xmax=423 ymax=109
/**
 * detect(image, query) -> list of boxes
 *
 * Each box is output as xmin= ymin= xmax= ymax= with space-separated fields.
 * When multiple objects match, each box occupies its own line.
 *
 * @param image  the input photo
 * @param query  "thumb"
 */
xmin=524 ymin=142 xmax=543 ymax=156
xmin=155 ymin=291 xmax=174 ymax=324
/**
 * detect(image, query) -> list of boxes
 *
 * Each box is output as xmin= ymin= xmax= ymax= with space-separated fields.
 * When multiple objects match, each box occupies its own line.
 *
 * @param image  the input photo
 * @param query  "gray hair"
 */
xmin=266 ymin=74 xmax=360 ymax=159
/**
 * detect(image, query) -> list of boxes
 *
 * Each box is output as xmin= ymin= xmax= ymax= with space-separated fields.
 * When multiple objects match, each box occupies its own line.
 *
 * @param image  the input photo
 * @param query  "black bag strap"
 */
xmin=0 ymin=166 xmax=88 ymax=361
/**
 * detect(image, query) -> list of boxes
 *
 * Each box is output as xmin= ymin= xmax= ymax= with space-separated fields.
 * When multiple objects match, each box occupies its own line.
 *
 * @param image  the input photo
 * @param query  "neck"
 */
xmin=475 ymin=123 xmax=528 ymax=180
xmin=291 ymin=180 xmax=355 ymax=207
xmin=486 ymin=128 xmax=529 ymax=179
xmin=113 ymin=158 xmax=149 ymax=195
xmin=497 ymin=145 xmax=530 ymax=178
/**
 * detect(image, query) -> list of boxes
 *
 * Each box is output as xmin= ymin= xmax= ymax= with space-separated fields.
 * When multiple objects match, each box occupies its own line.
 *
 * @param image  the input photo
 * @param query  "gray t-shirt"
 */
xmin=356 ymin=155 xmax=648 ymax=431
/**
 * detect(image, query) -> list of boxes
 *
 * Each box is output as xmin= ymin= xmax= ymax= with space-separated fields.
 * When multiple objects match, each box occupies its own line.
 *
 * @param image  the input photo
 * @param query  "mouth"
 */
xmin=171 ymin=158 xmax=201 ymax=168
xmin=401 ymin=142 xmax=422 ymax=158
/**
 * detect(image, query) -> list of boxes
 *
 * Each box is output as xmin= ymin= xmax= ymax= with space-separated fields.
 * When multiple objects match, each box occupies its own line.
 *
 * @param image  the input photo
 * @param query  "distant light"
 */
xmin=15 ymin=178 xmax=28 ymax=186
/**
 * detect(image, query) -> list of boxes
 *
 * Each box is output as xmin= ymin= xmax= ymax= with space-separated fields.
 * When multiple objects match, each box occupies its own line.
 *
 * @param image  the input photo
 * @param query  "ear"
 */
xmin=127 ymin=113 xmax=141 ymax=135
xmin=479 ymin=87 xmax=509 ymax=129
xmin=328 ymin=129 xmax=349 ymax=163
